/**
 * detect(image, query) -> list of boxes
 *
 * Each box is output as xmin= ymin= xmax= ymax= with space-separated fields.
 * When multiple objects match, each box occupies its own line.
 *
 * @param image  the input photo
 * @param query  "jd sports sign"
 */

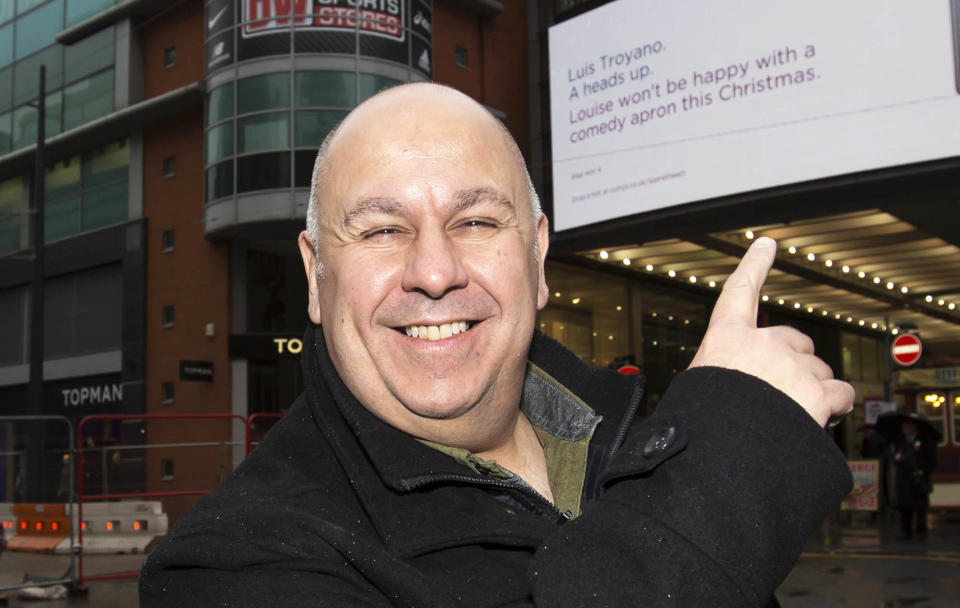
xmin=206 ymin=0 xmax=433 ymax=76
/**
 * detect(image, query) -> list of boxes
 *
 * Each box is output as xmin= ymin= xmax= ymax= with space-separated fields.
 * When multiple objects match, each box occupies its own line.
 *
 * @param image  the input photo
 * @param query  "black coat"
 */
xmin=140 ymin=326 xmax=851 ymax=607
xmin=892 ymin=433 xmax=937 ymax=509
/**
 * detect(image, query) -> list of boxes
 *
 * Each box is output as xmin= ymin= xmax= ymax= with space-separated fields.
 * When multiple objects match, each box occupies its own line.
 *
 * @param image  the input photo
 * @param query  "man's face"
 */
xmin=299 ymin=88 xmax=549 ymax=449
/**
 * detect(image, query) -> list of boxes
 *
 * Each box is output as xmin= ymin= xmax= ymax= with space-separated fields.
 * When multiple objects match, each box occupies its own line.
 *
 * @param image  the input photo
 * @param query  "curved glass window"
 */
xmin=358 ymin=74 xmax=400 ymax=102
xmin=295 ymin=110 xmax=346 ymax=148
xmin=238 ymin=111 xmax=289 ymax=154
xmin=295 ymin=71 xmax=355 ymax=107
xmin=206 ymin=123 xmax=233 ymax=164
xmin=237 ymin=73 xmax=289 ymax=114
xmin=205 ymin=71 xmax=401 ymax=201
xmin=207 ymin=82 xmax=233 ymax=124
xmin=207 ymin=160 xmax=233 ymax=201
xmin=237 ymin=152 xmax=290 ymax=193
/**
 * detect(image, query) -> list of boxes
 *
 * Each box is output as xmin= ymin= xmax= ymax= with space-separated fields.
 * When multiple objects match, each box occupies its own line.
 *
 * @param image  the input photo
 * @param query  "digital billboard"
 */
xmin=549 ymin=0 xmax=960 ymax=231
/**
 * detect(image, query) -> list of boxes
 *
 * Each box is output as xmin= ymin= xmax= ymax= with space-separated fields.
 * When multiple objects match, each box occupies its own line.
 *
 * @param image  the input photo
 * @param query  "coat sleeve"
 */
xmin=529 ymin=366 xmax=853 ymax=607
xmin=138 ymin=496 xmax=438 ymax=608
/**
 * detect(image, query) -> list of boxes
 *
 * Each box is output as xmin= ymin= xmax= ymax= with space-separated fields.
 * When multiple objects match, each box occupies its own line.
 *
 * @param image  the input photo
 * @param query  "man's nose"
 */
xmin=401 ymin=229 xmax=469 ymax=299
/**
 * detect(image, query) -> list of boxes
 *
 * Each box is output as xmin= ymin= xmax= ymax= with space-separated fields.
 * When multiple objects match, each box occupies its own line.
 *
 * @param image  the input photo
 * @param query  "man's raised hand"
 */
xmin=689 ymin=237 xmax=855 ymax=427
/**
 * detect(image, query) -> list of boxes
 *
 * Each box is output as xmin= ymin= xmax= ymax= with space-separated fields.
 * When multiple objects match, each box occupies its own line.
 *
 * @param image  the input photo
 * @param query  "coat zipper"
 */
xmin=606 ymin=377 xmax=644 ymax=463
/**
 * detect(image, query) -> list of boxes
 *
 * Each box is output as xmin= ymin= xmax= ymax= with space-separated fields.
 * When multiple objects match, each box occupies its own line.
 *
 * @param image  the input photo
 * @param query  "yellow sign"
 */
xmin=841 ymin=460 xmax=880 ymax=511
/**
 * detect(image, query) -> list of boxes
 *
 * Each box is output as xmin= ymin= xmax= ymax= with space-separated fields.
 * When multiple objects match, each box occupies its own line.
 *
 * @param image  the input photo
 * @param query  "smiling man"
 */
xmin=141 ymin=84 xmax=854 ymax=607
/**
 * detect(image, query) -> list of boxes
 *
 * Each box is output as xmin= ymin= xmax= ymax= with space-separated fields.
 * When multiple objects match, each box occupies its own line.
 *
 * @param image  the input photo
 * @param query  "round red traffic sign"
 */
xmin=891 ymin=333 xmax=922 ymax=366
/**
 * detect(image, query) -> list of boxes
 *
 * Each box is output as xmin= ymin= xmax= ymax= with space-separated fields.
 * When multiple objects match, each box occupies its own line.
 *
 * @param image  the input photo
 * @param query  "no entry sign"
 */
xmin=891 ymin=334 xmax=922 ymax=366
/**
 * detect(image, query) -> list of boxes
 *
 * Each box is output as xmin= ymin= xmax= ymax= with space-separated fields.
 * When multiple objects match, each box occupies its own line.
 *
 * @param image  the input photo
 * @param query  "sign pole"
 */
xmin=28 ymin=65 xmax=47 ymax=501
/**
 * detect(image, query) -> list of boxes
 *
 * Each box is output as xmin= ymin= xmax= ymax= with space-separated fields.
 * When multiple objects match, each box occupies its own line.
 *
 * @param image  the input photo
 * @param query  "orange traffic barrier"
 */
xmin=7 ymin=503 xmax=71 ymax=553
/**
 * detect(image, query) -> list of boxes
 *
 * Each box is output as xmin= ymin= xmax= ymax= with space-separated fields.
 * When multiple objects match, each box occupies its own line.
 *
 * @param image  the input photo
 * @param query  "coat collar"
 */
xmin=300 ymin=323 xmax=642 ymax=492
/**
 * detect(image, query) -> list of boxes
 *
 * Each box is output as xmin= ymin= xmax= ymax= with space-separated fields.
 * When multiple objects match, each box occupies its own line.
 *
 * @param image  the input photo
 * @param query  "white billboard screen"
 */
xmin=548 ymin=0 xmax=960 ymax=231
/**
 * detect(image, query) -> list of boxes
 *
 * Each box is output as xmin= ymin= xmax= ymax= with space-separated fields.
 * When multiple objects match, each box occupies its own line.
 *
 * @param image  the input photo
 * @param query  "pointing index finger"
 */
xmin=710 ymin=237 xmax=777 ymax=329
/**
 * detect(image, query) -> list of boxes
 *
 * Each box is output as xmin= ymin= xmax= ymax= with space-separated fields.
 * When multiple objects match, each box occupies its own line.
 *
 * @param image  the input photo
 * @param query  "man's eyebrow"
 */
xmin=343 ymin=197 xmax=406 ymax=229
xmin=454 ymin=187 xmax=515 ymax=216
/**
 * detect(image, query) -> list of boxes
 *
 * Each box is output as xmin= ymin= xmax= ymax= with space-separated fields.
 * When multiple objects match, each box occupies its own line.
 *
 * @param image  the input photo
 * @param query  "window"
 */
xmin=66 ymin=0 xmax=113 ymax=27
xmin=205 ymin=123 xmax=233 ymax=164
xmin=14 ymin=0 xmax=62 ymax=61
xmin=295 ymin=110 xmax=347 ymax=148
xmin=44 ymin=140 xmax=129 ymax=242
xmin=295 ymin=71 xmax=355 ymax=107
xmin=237 ymin=152 xmax=290 ymax=193
xmin=0 ymin=286 xmax=26 ymax=365
xmin=162 ymin=305 xmax=175 ymax=328
xmin=206 ymin=160 xmax=233 ymax=200
xmin=0 ymin=23 xmax=13 ymax=69
xmin=63 ymin=68 xmax=113 ymax=131
xmin=43 ymin=264 xmax=122 ymax=358
xmin=952 ymin=391 xmax=960 ymax=446
xmin=160 ymin=459 xmax=174 ymax=481
xmin=237 ymin=73 xmax=289 ymax=114
xmin=238 ymin=111 xmax=289 ymax=154
xmin=161 ymin=229 xmax=175 ymax=252
xmin=162 ymin=156 xmax=175 ymax=178
xmin=161 ymin=382 xmax=174 ymax=405
xmin=916 ymin=392 xmax=948 ymax=447
xmin=0 ymin=176 xmax=22 ymax=254
xmin=207 ymin=83 xmax=233 ymax=124
xmin=64 ymin=27 xmax=113 ymax=81
xmin=163 ymin=46 xmax=175 ymax=69
xmin=455 ymin=46 xmax=468 ymax=69
xmin=11 ymin=90 xmax=62 ymax=149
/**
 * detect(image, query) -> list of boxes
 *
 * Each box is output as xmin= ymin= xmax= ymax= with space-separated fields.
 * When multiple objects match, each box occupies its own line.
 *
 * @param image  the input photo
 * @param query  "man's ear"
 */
xmin=298 ymin=231 xmax=323 ymax=325
xmin=535 ymin=215 xmax=550 ymax=310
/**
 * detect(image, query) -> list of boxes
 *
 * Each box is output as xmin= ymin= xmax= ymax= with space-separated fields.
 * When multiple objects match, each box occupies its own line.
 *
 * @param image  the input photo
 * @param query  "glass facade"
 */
xmin=0 ymin=177 xmax=22 ymax=253
xmin=541 ymin=262 xmax=708 ymax=407
xmin=0 ymin=0 xmax=115 ymax=155
xmin=44 ymin=139 xmax=129 ymax=243
xmin=205 ymin=71 xmax=399 ymax=201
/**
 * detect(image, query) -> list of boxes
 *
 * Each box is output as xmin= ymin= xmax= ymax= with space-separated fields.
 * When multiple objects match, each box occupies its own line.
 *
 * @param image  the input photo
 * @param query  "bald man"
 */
xmin=140 ymin=84 xmax=853 ymax=607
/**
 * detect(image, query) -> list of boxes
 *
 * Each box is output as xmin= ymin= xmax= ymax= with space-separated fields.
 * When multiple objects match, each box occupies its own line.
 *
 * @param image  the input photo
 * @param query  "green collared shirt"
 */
xmin=419 ymin=362 xmax=601 ymax=517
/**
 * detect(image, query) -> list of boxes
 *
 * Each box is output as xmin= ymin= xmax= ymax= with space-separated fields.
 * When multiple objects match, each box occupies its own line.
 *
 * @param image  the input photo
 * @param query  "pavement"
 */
xmin=0 ymin=510 xmax=957 ymax=606
xmin=778 ymin=510 xmax=960 ymax=607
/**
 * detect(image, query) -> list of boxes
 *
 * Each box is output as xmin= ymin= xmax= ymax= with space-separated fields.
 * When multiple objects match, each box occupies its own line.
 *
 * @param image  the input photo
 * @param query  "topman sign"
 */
xmin=61 ymin=383 xmax=122 ymax=407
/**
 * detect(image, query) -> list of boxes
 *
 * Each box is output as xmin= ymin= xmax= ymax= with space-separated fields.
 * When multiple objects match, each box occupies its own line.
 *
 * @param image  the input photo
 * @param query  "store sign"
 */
xmin=841 ymin=460 xmax=879 ymax=511
xmin=229 ymin=334 xmax=304 ymax=359
xmin=206 ymin=0 xmax=432 ymax=77
xmin=896 ymin=366 xmax=960 ymax=389
xmin=244 ymin=0 xmax=404 ymax=41
xmin=61 ymin=383 xmax=122 ymax=407
xmin=180 ymin=360 xmax=215 ymax=382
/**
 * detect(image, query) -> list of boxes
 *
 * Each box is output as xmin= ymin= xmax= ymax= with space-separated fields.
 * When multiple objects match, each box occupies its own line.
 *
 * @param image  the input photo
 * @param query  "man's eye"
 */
xmin=457 ymin=218 xmax=498 ymax=230
xmin=362 ymin=227 xmax=402 ymax=239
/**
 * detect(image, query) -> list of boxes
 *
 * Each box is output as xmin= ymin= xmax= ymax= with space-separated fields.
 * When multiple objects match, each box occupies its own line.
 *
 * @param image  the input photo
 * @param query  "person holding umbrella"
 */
xmin=877 ymin=411 xmax=939 ymax=540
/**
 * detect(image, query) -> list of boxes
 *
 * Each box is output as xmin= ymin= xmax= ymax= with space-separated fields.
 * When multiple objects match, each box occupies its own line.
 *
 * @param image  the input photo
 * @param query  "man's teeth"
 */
xmin=404 ymin=321 xmax=470 ymax=340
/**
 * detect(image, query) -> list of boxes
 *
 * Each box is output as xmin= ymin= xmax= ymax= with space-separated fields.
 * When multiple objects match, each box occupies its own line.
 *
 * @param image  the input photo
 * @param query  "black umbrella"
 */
xmin=875 ymin=411 xmax=942 ymax=442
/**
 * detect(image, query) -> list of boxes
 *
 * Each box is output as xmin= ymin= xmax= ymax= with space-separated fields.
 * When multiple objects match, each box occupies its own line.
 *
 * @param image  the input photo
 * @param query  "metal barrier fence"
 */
xmin=0 ymin=415 xmax=76 ymax=595
xmin=75 ymin=412 xmax=284 ymax=588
